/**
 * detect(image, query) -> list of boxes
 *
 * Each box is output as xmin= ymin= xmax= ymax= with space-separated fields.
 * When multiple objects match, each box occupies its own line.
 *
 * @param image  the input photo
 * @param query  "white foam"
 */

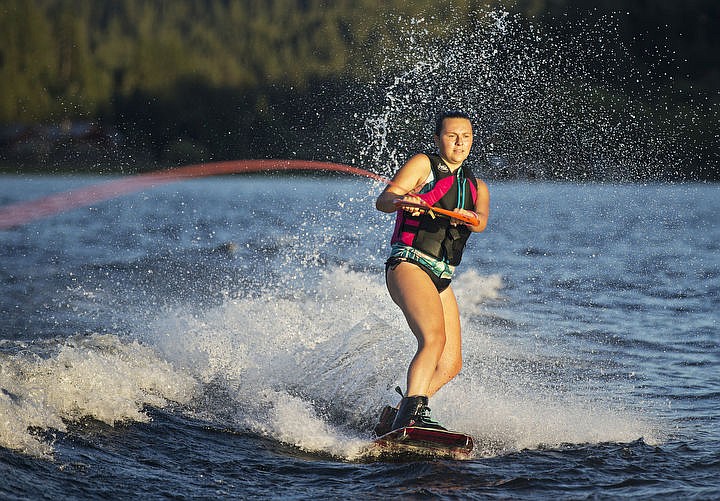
xmin=0 ymin=334 xmax=196 ymax=457
xmin=432 ymin=380 xmax=661 ymax=457
xmin=145 ymin=266 xmax=406 ymax=457
xmin=247 ymin=390 xmax=367 ymax=458
xmin=2 ymin=266 xmax=659 ymax=459
xmin=143 ymin=266 xmax=658 ymax=459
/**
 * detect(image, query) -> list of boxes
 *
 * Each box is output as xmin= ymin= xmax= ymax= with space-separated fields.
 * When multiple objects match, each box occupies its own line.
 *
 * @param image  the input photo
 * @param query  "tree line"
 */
xmin=0 ymin=0 xmax=717 ymax=179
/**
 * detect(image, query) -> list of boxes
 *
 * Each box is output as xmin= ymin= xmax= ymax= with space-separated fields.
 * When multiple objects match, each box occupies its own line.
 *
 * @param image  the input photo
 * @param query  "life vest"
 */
xmin=391 ymin=154 xmax=478 ymax=266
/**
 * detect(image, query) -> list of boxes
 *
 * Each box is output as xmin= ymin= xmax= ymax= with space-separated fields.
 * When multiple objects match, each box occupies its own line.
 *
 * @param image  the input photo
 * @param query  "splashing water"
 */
xmin=356 ymin=9 xmax=693 ymax=181
xmin=0 ymin=334 xmax=196 ymax=457
xmin=137 ymin=266 xmax=660 ymax=460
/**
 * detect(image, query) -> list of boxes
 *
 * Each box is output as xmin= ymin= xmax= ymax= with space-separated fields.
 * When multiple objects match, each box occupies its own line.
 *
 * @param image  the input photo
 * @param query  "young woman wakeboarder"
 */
xmin=374 ymin=110 xmax=490 ymax=435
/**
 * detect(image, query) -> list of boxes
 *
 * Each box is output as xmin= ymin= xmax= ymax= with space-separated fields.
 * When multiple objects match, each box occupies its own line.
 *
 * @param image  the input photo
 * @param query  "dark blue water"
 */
xmin=1 ymin=175 xmax=718 ymax=499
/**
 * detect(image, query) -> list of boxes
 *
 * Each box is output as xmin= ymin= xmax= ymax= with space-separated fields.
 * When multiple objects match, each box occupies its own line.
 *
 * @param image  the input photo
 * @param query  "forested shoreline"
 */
xmin=1 ymin=0 xmax=718 ymax=180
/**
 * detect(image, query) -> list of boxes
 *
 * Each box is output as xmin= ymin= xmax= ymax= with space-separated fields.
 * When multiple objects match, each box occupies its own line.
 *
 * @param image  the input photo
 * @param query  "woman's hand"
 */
xmin=449 ymin=208 xmax=479 ymax=227
xmin=392 ymin=195 xmax=427 ymax=217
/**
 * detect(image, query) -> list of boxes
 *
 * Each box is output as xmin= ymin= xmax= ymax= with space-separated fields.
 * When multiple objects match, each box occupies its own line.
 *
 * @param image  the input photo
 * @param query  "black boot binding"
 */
xmin=391 ymin=395 xmax=447 ymax=431
xmin=373 ymin=386 xmax=404 ymax=437
xmin=373 ymin=405 xmax=398 ymax=437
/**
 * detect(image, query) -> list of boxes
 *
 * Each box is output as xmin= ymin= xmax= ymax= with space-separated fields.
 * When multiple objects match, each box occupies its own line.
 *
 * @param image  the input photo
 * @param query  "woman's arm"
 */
xmin=467 ymin=179 xmax=490 ymax=232
xmin=450 ymin=179 xmax=489 ymax=232
xmin=375 ymin=154 xmax=432 ymax=213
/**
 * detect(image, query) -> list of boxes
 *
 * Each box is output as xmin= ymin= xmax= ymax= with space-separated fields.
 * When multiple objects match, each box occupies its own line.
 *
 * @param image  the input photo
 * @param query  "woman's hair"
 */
xmin=434 ymin=110 xmax=472 ymax=136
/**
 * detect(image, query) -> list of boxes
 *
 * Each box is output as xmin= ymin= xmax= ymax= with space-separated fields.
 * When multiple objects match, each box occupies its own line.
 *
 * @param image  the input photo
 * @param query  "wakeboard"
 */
xmin=372 ymin=426 xmax=474 ymax=459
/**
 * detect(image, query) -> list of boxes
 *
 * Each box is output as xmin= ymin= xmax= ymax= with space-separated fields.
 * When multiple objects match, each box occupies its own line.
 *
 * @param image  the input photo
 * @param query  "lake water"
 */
xmin=1 ymin=175 xmax=718 ymax=499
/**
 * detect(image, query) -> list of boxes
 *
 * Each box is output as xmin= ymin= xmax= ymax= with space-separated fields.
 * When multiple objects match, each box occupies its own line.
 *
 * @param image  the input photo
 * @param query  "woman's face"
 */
xmin=435 ymin=117 xmax=473 ymax=167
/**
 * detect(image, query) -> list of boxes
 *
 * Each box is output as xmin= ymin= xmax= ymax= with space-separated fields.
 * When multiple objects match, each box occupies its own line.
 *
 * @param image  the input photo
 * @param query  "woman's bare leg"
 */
xmin=426 ymin=285 xmax=462 ymax=397
xmin=386 ymin=262 xmax=453 ymax=397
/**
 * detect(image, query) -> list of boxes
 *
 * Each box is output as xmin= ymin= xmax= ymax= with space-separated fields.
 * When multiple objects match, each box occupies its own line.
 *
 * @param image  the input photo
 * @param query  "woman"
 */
xmin=374 ymin=110 xmax=490 ymax=434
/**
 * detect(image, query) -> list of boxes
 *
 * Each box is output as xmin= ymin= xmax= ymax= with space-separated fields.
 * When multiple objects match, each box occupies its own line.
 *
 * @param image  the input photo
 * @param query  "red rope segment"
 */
xmin=0 ymin=160 xmax=390 ymax=229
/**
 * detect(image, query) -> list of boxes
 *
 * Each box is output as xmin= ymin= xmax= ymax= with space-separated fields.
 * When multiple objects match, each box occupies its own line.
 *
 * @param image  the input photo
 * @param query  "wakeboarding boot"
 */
xmin=373 ymin=386 xmax=403 ymax=436
xmin=372 ymin=405 xmax=398 ymax=437
xmin=373 ymin=385 xmax=404 ymax=436
xmin=391 ymin=395 xmax=447 ymax=431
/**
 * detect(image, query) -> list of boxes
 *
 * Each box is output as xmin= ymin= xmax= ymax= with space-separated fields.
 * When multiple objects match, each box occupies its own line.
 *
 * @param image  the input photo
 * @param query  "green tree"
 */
xmin=0 ymin=0 xmax=56 ymax=121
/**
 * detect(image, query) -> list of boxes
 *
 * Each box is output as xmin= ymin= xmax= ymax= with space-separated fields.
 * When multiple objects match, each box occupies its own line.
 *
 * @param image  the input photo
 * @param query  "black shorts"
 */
xmin=385 ymin=256 xmax=452 ymax=293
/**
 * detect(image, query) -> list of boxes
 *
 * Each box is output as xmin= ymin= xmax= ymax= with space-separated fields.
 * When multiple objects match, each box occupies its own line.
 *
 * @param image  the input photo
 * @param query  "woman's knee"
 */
xmin=417 ymin=328 xmax=446 ymax=353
